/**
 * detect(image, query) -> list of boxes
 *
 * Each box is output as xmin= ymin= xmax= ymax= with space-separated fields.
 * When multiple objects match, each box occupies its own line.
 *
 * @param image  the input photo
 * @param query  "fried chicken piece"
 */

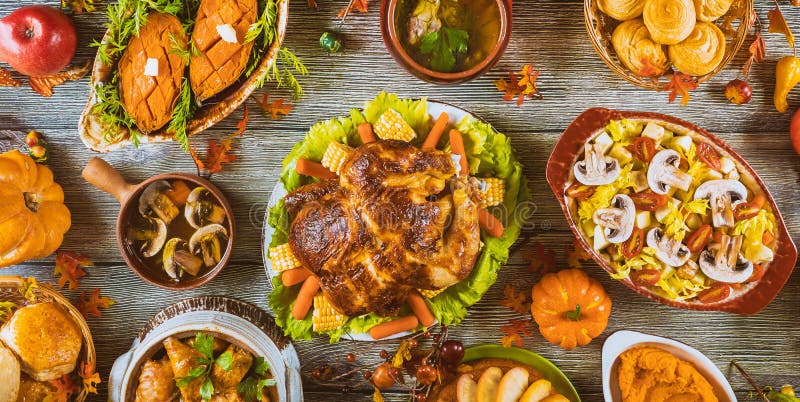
xmin=135 ymin=356 xmax=178 ymax=402
xmin=163 ymin=337 xmax=204 ymax=402
xmin=211 ymin=344 xmax=253 ymax=391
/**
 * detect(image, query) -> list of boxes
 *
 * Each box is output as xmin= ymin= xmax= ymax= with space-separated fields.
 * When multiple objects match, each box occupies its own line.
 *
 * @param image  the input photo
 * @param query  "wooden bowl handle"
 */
xmin=82 ymin=157 xmax=137 ymax=204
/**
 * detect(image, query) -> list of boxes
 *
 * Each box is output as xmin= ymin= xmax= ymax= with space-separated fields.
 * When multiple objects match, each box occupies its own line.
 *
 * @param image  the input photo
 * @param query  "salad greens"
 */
xmin=267 ymin=92 xmax=528 ymax=341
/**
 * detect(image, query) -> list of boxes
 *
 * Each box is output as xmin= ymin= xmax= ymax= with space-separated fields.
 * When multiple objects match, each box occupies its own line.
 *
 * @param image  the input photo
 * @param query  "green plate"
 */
xmin=463 ymin=345 xmax=581 ymax=402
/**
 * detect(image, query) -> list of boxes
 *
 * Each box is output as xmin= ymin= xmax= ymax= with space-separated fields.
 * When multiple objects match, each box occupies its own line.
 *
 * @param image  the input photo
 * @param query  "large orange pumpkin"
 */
xmin=531 ymin=268 xmax=612 ymax=350
xmin=0 ymin=150 xmax=71 ymax=267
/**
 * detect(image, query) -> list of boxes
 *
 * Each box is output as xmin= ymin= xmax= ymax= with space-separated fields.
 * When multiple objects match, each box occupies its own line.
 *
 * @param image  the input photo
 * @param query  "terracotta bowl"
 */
xmin=82 ymin=158 xmax=235 ymax=290
xmin=380 ymin=0 xmax=512 ymax=84
xmin=546 ymin=108 xmax=797 ymax=315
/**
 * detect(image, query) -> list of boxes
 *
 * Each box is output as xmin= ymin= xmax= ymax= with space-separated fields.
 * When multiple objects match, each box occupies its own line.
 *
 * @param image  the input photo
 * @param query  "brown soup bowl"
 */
xmin=380 ymin=0 xmax=512 ymax=84
xmin=82 ymin=158 xmax=235 ymax=290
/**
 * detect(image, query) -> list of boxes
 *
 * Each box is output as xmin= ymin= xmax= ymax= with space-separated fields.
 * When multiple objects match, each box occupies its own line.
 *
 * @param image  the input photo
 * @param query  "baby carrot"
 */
xmin=449 ymin=129 xmax=469 ymax=176
xmin=291 ymin=276 xmax=320 ymax=320
xmin=282 ymin=268 xmax=312 ymax=287
xmin=295 ymin=158 xmax=337 ymax=179
xmin=407 ymin=292 xmax=435 ymax=326
xmin=478 ymin=209 xmax=504 ymax=237
xmin=422 ymin=112 xmax=449 ymax=151
xmin=358 ymin=123 xmax=377 ymax=144
xmin=369 ymin=316 xmax=419 ymax=340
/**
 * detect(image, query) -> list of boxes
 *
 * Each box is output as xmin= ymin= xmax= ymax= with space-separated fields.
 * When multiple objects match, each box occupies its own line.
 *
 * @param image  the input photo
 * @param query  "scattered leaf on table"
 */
xmin=49 ymin=374 xmax=78 ymax=402
xmin=638 ymin=57 xmax=665 ymax=78
xmin=372 ymin=388 xmax=384 ymax=402
xmin=206 ymin=139 xmax=236 ymax=174
xmin=20 ymin=277 xmax=39 ymax=302
xmin=664 ymin=72 xmax=698 ymax=106
xmin=255 ymin=94 xmax=293 ymax=120
xmin=499 ymin=284 xmax=530 ymax=315
xmin=29 ymin=60 xmax=91 ymax=97
xmin=768 ymin=4 xmax=795 ymax=50
xmin=0 ymin=67 xmax=21 ymax=87
xmin=338 ymin=0 xmax=369 ymax=18
xmin=77 ymin=288 xmax=116 ymax=318
xmin=743 ymin=33 xmax=766 ymax=77
xmin=566 ymin=238 xmax=592 ymax=268
xmin=495 ymin=63 xmax=542 ymax=106
xmin=392 ymin=340 xmax=413 ymax=368
xmin=0 ymin=301 xmax=15 ymax=321
xmin=499 ymin=319 xmax=531 ymax=347
xmin=62 ymin=0 xmax=95 ymax=14
xmin=54 ymin=251 xmax=93 ymax=290
xmin=78 ymin=362 xmax=101 ymax=397
xmin=526 ymin=242 xmax=556 ymax=274
xmin=235 ymin=105 xmax=250 ymax=137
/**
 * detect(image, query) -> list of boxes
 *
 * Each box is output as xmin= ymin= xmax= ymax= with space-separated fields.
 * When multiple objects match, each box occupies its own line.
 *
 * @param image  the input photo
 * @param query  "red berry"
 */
xmin=408 ymin=339 xmax=418 ymax=348
xmin=362 ymin=370 xmax=372 ymax=380
xmin=439 ymin=340 xmax=465 ymax=365
xmin=25 ymin=131 xmax=39 ymax=147
xmin=380 ymin=350 xmax=389 ymax=359
xmin=725 ymin=79 xmax=752 ymax=105
xmin=30 ymin=145 xmax=46 ymax=159
xmin=345 ymin=353 xmax=356 ymax=362
xmin=415 ymin=364 xmax=437 ymax=385
xmin=414 ymin=392 xmax=428 ymax=401
xmin=311 ymin=368 xmax=321 ymax=378
xmin=372 ymin=363 xmax=396 ymax=390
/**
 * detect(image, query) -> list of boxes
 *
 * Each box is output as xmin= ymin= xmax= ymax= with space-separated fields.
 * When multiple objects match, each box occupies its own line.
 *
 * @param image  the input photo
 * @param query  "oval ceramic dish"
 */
xmin=462 ymin=344 xmax=581 ymax=402
xmin=602 ymin=330 xmax=735 ymax=401
xmin=108 ymin=296 xmax=303 ymax=402
xmin=546 ymin=107 xmax=797 ymax=314
xmin=77 ymin=0 xmax=289 ymax=152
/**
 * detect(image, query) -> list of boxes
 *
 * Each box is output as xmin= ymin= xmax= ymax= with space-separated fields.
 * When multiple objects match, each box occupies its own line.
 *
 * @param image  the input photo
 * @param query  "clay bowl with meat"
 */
xmin=82 ymin=158 xmax=235 ymax=290
xmin=546 ymin=107 xmax=796 ymax=315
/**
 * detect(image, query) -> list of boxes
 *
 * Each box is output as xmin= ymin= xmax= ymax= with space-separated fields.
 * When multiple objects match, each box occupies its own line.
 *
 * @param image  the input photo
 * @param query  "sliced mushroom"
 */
xmin=693 ymin=179 xmax=748 ymax=228
xmin=698 ymin=234 xmax=753 ymax=283
xmin=163 ymin=238 xmax=203 ymax=279
xmin=126 ymin=218 xmax=168 ymax=258
xmin=139 ymin=180 xmax=180 ymax=224
xmin=184 ymin=187 xmax=227 ymax=229
xmin=573 ymin=141 xmax=620 ymax=186
xmin=647 ymin=150 xmax=692 ymax=195
xmin=592 ymin=194 xmax=635 ymax=243
xmin=189 ymin=224 xmax=228 ymax=268
xmin=646 ymin=227 xmax=691 ymax=267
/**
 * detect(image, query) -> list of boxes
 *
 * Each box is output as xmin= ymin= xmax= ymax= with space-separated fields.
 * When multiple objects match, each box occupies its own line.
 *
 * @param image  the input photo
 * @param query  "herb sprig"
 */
xmin=237 ymin=356 xmax=277 ymax=402
xmin=174 ymin=333 xmax=233 ymax=401
xmin=420 ymin=27 xmax=469 ymax=72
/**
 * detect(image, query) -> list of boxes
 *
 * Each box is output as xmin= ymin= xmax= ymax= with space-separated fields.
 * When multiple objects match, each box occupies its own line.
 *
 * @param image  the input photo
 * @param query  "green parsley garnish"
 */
xmin=237 ymin=357 xmax=277 ymax=402
xmin=174 ymin=333 xmax=233 ymax=401
xmin=419 ymin=27 xmax=469 ymax=72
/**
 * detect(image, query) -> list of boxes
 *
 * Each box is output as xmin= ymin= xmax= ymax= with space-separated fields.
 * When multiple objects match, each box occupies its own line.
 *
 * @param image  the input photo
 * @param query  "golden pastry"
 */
xmin=597 ymin=0 xmax=645 ymax=21
xmin=0 ymin=343 xmax=20 ymax=402
xmin=612 ymin=19 xmax=670 ymax=76
xmin=15 ymin=378 xmax=56 ymax=402
xmin=643 ymin=0 xmax=697 ymax=45
xmin=669 ymin=22 xmax=726 ymax=76
xmin=693 ymin=0 xmax=733 ymax=22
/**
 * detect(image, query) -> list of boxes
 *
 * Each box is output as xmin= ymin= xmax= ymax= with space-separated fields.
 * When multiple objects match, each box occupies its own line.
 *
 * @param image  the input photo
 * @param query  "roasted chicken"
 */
xmin=135 ymin=356 xmax=177 ymax=402
xmin=286 ymin=140 xmax=482 ymax=317
xmin=163 ymin=336 xmax=204 ymax=402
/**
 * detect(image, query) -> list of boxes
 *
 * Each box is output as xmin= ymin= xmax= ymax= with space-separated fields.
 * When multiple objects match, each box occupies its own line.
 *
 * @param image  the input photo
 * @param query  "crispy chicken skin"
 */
xmin=211 ymin=344 xmax=253 ymax=391
xmin=288 ymin=140 xmax=482 ymax=316
xmin=163 ymin=337 xmax=204 ymax=402
xmin=135 ymin=356 xmax=177 ymax=402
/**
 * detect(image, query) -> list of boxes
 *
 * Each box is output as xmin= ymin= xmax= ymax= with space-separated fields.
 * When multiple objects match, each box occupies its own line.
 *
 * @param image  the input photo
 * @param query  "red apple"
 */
xmin=0 ymin=5 xmax=76 ymax=77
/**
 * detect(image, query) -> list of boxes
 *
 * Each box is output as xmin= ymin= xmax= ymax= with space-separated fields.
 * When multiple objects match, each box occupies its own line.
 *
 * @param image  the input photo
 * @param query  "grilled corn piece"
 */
xmin=269 ymin=243 xmax=301 ymax=272
xmin=479 ymin=178 xmax=505 ymax=208
xmin=312 ymin=293 xmax=347 ymax=331
xmin=321 ymin=142 xmax=353 ymax=175
xmin=374 ymin=109 xmax=416 ymax=142
xmin=418 ymin=287 xmax=447 ymax=299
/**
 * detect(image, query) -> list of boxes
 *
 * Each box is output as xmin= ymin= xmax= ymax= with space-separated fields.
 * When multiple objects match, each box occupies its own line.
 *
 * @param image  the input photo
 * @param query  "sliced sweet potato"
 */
xmin=190 ymin=0 xmax=257 ymax=101
xmin=118 ymin=12 xmax=187 ymax=133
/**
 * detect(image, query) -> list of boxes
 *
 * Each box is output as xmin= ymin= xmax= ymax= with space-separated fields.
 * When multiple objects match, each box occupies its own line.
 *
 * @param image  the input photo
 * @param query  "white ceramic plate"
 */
xmin=602 ymin=330 xmax=736 ymax=402
xmin=261 ymin=100 xmax=489 ymax=341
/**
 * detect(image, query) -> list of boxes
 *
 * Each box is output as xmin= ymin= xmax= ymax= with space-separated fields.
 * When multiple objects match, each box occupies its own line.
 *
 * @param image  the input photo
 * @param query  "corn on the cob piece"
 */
xmin=479 ymin=178 xmax=505 ymax=208
xmin=312 ymin=293 xmax=348 ymax=331
xmin=269 ymin=244 xmax=301 ymax=272
xmin=374 ymin=109 xmax=416 ymax=142
xmin=418 ymin=287 xmax=447 ymax=299
xmin=321 ymin=142 xmax=353 ymax=175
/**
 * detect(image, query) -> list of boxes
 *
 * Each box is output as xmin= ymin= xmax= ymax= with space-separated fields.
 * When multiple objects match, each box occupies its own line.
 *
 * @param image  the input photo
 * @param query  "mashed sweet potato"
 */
xmin=618 ymin=346 xmax=718 ymax=402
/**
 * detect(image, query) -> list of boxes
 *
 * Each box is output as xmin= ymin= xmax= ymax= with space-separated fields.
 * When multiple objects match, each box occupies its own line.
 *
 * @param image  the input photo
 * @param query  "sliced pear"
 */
xmin=495 ymin=367 xmax=529 ymax=402
xmin=476 ymin=367 xmax=503 ymax=402
xmin=540 ymin=395 xmax=570 ymax=402
xmin=457 ymin=374 xmax=478 ymax=402
xmin=520 ymin=379 xmax=552 ymax=402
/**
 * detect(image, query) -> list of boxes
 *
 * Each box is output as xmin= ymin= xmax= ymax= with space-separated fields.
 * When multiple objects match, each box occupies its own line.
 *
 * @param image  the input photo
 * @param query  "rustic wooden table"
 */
xmin=1 ymin=0 xmax=799 ymax=400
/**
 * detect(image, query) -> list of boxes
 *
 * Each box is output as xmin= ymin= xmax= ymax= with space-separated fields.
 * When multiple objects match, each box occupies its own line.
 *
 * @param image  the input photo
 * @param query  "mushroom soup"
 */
xmin=565 ymin=119 xmax=777 ymax=303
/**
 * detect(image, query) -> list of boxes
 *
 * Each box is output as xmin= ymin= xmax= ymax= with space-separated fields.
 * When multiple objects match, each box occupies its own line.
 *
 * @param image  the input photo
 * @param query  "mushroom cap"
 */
xmin=646 ymin=227 xmax=691 ymax=267
xmin=141 ymin=218 xmax=168 ymax=258
xmin=647 ymin=149 xmax=684 ymax=195
xmin=573 ymin=155 xmax=621 ymax=186
xmin=693 ymin=179 xmax=748 ymax=203
xmin=698 ymin=244 xmax=754 ymax=283
xmin=138 ymin=180 xmax=172 ymax=218
xmin=189 ymin=223 xmax=228 ymax=252
xmin=593 ymin=194 xmax=636 ymax=243
xmin=184 ymin=186 xmax=209 ymax=229
xmin=162 ymin=238 xmax=185 ymax=279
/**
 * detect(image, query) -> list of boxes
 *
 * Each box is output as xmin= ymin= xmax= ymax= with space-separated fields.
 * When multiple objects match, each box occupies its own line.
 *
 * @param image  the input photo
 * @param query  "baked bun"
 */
xmin=0 ymin=343 xmax=20 ymax=402
xmin=597 ymin=0 xmax=645 ymax=20
xmin=643 ymin=0 xmax=697 ymax=45
xmin=0 ymin=303 xmax=82 ymax=381
xmin=669 ymin=21 xmax=726 ymax=76
xmin=612 ymin=19 xmax=670 ymax=76
xmin=16 ymin=378 xmax=56 ymax=402
xmin=693 ymin=0 xmax=733 ymax=21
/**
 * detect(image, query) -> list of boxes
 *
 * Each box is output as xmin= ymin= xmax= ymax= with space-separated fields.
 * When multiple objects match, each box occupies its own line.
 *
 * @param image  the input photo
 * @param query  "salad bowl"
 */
xmin=546 ymin=107 xmax=796 ymax=315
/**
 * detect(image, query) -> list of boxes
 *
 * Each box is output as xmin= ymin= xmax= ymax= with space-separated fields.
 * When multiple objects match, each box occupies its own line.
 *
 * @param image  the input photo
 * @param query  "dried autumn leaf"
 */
xmin=49 ymin=374 xmax=78 ymax=402
xmin=20 ymin=277 xmax=39 ymax=302
xmin=235 ymin=105 xmax=250 ymax=137
xmin=338 ymin=0 xmax=369 ymax=18
xmin=526 ymin=242 xmax=556 ymax=274
xmin=743 ymin=33 xmax=766 ymax=77
xmin=373 ymin=388 xmax=384 ymax=402
xmin=206 ymin=138 xmax=236 ymax=174
xmin=62 ymin=0 xmax=95 ymax=14
xmin=0 ymin=301 xmax=15 ymax=321
xmin=0 ymin=67 xmax=21 ymax=87
xmin=391 ymin=340 xmax=413 ymax=368
xmin=29 ymin=60 xmax=90 ymax=97
xmin=638 ymin=57 xmax=665 ymax=78
xmin=54 ymin=251 xmax=93 ymax=290
xmin=566 ymin=238 xmax=592 ymax=269
xmin=77 ymin=288 xmax=116 ymax=319
xmin=495 ymin=63 xmax=542 ymax=106
xmin=665 ymin=72 xmax=699 ymax=106
xmin=500 ymin=333 xmax=522 ymax=348
xmin=499 ymin=284 xmax=530 ymax=315
xmin=255 ymin=93 xmax=293 ymax=120
xmin=768 ymin=4 xmax=795 ymax=50
xmin=189 ymin=140 xmax=206 ymax=172
xmin=499 ymin=319 xmax=531 ymax=347
xmin=78 ymin=362 xmax=101 ymax=397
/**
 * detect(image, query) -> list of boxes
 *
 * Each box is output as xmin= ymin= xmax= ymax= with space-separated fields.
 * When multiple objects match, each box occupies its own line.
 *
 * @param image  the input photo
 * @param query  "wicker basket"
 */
xmin=584 ymin=0 xmax=753 ymax=90
xmin=0 ymin=276 xmax=96 ymax=401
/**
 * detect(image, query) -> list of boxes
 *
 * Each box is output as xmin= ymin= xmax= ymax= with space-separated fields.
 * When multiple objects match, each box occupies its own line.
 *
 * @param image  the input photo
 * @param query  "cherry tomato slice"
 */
xmin=629 ymin=191 xmax=668 ymax=211
xmin=697 ymin=282 xmax=732 ymax=303
xmin=745 ymin=263 xmax=765 ymax=283
xmin=626 ymin=137 xmax=656 ymax=162
xmin=685 ymin=224 xmax=713 ymax=253
xmin=566 ymin=182 xmax=595 ymax=200
xmin=762 ymin=230 xmax=776 ymax=246
xmin=733 ymin=194 xmax=766 ymax=221
xmin=630 ymin=269 xmax=661 ymax=286
xmin=697 ymin=143 xmax=722 ymax=171
xmin=621 ymin=227 xmax=645 ymax=259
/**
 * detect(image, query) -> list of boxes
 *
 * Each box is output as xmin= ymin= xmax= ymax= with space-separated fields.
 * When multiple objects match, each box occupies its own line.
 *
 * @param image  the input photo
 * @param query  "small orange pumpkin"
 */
xmin=0 ymin=150 xmax=71 ymax=267
xmin=531 ymin=268 xmax=612 ymax=350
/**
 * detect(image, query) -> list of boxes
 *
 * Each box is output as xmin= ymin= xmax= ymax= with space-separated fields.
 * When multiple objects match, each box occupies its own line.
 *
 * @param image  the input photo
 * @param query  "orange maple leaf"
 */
xmin=49 ymin=374 xmax=78 ymax=402
xmin=566 ymin=238 xmax=592 ymax=269
xmin=743 ymin=33 xmax=766 ymax=77
xmin=78 ymin=362 xmax=101 ymax=397
xmin=664 ymin=72 xmax=698 ymax=106
xmin=638 ymin=57 xmax=665 ymax=78
xmin=234 ymin=105 xmax=250 ymax=137
xmin=499 ymin=284 xmax=530 ymax=315
xmin=0 ymin=67 xmax=20 ymax=87
xmin=338 ymin=0 xmax=368 ymax=18
xmin=526 ymin=242 xmax=556 ymax=274
xmin=62 ymin=0 xmax=95 ymax=14
xmin=499 ymin=319 xmax=531 ymax=347
xmin=29 ymin=60 xmax=90 ymax=97
xmin=768 ymin=3 xmax=795 ymax=50
xmin=54 ymin=251 xmax=93 ymax=290
xmin=77 ymin=288 xmax=116 ymax=319
xmin=206 ymin=138 xmax=236 ymax=174
xmin=255 ymin=93 xmax=293 ymax=120
xmin=500 ymin=333 xmax=522 ymax=348
xmin=495 ymin=63 xmax=542 ymax=106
